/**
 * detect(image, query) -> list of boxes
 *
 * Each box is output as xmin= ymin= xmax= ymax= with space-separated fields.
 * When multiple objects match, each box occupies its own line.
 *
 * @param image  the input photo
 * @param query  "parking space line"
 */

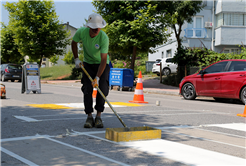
xmin=161 ymin=129 xmax=246 ymax=149
xmin=45 ymin=137 xmax=130 ymax=166
xmin=2 ymin=124 xmax=246 ymax=166
xmin=1 ymin=147 xmax=39 ymax=166
xmin=195 ymin=127 xmax=246 ymax=139
xmin=14 ymin=116 xmax=40 ymax=122
xmin=2 ymin=134 xmax=129 ymax=166
xmin=1 ymin=135 xmax=51 ymax=142
xmin=205 ymin=123 xmax=246 ymax=132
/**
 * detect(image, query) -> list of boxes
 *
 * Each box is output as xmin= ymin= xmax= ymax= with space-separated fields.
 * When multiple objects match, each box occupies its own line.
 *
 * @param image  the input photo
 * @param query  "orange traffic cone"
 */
xmin=237 ymin=103 xmax=246 ymax=117
xmin=129 ymin=71 xmax=148 ymax=103
xmin=92 ymin=88 xmax=97 ymax=99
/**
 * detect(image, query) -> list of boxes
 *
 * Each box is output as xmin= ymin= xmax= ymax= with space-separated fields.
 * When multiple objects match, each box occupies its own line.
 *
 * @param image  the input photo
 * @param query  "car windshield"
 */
xmin=8 ymin=65 xmax=22 ymax=70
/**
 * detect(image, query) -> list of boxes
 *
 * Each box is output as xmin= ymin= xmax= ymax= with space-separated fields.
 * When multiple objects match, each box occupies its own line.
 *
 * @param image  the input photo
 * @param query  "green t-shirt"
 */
xmin=73 ymin=27 xmax=109 ymax=64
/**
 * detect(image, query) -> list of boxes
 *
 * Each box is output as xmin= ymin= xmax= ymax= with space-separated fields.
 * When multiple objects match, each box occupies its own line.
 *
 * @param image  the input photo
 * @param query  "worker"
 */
xmin=71 ymin=13 xmax=110 ymax=128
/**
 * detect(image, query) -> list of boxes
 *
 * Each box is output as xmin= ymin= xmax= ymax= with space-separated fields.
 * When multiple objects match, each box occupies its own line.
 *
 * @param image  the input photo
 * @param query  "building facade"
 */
xmin=148 ymin=0 xmax=246 ymax=62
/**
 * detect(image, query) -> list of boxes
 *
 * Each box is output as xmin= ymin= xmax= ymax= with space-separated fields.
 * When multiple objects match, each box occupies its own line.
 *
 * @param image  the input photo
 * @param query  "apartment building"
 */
xmin=148 ymin=0 xmax=246 ymax=62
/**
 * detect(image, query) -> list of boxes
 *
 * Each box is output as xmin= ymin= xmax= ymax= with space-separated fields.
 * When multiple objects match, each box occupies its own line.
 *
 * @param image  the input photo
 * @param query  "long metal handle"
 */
xmin=80 ymin=64 xmax=127 ymax=128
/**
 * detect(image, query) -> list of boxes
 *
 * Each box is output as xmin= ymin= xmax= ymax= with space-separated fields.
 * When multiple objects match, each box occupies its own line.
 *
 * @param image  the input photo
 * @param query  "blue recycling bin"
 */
xmin=109 ymin=68 xmax=134 ymax=91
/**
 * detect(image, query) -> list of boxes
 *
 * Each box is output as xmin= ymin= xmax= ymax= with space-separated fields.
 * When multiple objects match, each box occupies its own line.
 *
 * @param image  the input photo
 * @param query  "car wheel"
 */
xmin=240 ymin=86 xmax=246 ymax=104
xmin=162 ymin=68 xmax=171 ymax=76
xmin=182 ymin=83 xmax=196 ymax=100
xmin=1 ymin=74 xmax=5 ymax=82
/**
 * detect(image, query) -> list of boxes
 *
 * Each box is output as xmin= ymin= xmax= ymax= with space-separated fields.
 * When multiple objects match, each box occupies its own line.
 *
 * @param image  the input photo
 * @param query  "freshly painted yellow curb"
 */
xmin=110 ymin=102 xmax=142 ymax=107
xmin=105 ymin=126 xmax=161 ymax=142
xmin=27 ymin=104 xmax=70 ymax=109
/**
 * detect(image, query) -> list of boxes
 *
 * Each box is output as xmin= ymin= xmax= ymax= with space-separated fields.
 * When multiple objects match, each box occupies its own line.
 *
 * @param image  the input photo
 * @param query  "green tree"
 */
xmin=63 ymin=51 xmax=74 ymax=65
xmin=156 ymin=1 xmax=203 ymax=79
xmin=49 ymin=55 xmax=59 ymax=65
xmin=3 ymin=0 xmax=70 ymax=66
xmin=92 ymin=1 xmax=176 ymax=72
xmin=0 ymin=23 xmax=24 ymax=64
xmin=156 ymin=1 xmax=203 ymax=53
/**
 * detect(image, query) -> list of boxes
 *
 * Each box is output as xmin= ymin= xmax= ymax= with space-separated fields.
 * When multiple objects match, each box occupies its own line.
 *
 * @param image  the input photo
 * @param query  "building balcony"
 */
xmin=215 ymin=26 xmax=246 ymax=46
xmin=184 ymin=28 xmax=207 ymax=38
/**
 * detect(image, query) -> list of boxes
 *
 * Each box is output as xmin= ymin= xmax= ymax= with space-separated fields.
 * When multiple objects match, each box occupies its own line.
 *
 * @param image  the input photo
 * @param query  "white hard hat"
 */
xmin=86 ymin=13 xmax=107 ymax=29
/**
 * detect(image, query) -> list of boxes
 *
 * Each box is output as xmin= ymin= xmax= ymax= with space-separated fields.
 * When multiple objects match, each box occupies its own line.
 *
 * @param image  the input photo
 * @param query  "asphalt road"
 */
xmin=1 ymin=81 xmax=246 ymax=166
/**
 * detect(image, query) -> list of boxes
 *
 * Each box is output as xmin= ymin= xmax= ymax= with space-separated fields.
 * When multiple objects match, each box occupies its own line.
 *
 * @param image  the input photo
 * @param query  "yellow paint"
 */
xmin=105 ymin=126 xmax=161 ymax=142
xmin=27 ymin=104 xmax=70 ymax=109
xmin=110 ymin=102 xmax=141 ymax=107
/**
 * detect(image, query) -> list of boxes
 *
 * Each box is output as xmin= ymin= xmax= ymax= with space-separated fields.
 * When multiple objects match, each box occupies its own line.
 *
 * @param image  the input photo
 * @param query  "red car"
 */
xmin=179 ymin=59 xmax=246 ymax=104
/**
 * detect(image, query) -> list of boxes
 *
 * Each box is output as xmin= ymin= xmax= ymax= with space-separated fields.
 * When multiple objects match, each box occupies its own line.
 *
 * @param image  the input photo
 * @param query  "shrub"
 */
xmin=63 ymin=51 xmax=74 ymax=65
xmin=70 ymin=67 xmax=82 ymax=80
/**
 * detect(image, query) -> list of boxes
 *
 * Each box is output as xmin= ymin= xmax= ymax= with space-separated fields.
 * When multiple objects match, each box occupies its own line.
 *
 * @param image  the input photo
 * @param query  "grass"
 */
xmin=39 ymin=64 xmax=157 ymax=81
xmin=40 ymin=65 xmax=74 ymax=80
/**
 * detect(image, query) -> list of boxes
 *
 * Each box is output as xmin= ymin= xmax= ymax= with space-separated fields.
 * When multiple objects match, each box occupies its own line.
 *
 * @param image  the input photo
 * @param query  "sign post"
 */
xmin=21 ymin=62 xmax=41 ymax=94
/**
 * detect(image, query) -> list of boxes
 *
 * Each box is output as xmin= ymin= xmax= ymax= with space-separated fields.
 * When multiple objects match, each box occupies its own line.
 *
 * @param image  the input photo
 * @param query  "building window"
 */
xmin=162 ymin=51 xmax=164 ymax=58
xmin=185 ymin=16 xmax=206 ymax=38
xmin=217 ymin=13 xmax=223 ymax=27
xmin=216 ymin=13 xmax=246 ymax=27
xmin=231 ymin=14 xmax=244 ymax=26
xmin=188 ymin=16 xmax=203 ymax=28
xmin=166 ymin=49 xmax=172 ymax=58
xmin=223 ymin=48 xmax=240 ymax=54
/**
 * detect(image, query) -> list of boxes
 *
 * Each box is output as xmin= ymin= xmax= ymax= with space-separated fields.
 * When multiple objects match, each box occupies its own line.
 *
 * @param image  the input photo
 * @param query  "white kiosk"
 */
xmin=21 ymin=62 xmax=41 ymax=94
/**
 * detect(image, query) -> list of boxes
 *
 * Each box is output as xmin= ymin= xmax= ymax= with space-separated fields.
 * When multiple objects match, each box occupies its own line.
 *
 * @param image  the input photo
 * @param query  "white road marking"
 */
xmin=162 ymin=129 xmax=246 ymax=149
xmin=2 ymin=124 xmax=246 ymax=166
xmin=13 ymin=115 xmax=115 ymax=122
xmin=119 ymin=139 xmax=246 ymax=166
xmin=13 ymin=116 xmax=40 ymax=122
xmin=205 ymin=123 xmax=246 ymax=132
xmin=1 ymin=134 xmax=129 ymax=166
xmin=195 ymin=127 xmax=246 ymax=139
xmin=45 ymin=137 xmax=130 ymax=166
xmin=1 ymin=147 xmax=39 ymax=166
xmin=56 ymin=103 xmax=125 ymax=108
xmin=1 ymin=135 xmax=51 ymax=142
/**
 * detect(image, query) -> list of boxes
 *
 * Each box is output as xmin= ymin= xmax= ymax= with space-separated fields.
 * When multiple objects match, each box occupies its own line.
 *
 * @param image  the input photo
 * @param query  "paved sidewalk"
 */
xmin=41 ymin=78 xmax=180 ymax=96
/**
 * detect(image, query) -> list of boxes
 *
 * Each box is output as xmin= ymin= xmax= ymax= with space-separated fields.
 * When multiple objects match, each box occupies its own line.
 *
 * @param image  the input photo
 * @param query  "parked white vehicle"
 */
xmin=152 ymin=58 xmax=177 ymax=76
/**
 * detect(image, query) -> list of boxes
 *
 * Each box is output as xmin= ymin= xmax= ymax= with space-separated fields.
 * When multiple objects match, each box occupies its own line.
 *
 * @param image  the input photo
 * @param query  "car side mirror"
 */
xmin=199 ymin=70 xmax=206 ymax=76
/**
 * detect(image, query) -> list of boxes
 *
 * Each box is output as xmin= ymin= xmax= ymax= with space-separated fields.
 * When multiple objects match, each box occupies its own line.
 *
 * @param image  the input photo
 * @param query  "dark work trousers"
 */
xmin=81 ymin=62 xmax=110 ymax=114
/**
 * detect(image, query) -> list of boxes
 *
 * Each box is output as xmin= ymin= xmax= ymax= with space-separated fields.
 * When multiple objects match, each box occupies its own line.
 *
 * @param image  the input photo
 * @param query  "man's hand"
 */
xmin=74 ymin=58 xmax=82 ymax=68
xmin=92 ymin=76 xmax=99 ymax=88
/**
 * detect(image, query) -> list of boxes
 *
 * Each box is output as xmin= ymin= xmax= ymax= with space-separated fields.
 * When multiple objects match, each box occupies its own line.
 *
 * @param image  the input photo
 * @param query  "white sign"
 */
xmin=27 ymin=76 xmax=40 ymax=90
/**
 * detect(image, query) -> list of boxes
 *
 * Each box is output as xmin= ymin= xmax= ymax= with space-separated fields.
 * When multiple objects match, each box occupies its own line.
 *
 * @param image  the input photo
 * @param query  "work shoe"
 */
xmin=84 ymin=116 xmax=95 ymax=128
xmin=95 ymin=117 xmax=103 ymax=128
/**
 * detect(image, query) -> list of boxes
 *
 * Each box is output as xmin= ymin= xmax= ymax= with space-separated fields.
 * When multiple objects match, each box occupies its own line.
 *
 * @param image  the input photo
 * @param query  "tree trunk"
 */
xmin=131 ymin=46 xmax=137 ymax=72
xmin=173 ymin=23 xmax=182 ymax=51
xmin=39 ymin=57 xmax=42 ymax=67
